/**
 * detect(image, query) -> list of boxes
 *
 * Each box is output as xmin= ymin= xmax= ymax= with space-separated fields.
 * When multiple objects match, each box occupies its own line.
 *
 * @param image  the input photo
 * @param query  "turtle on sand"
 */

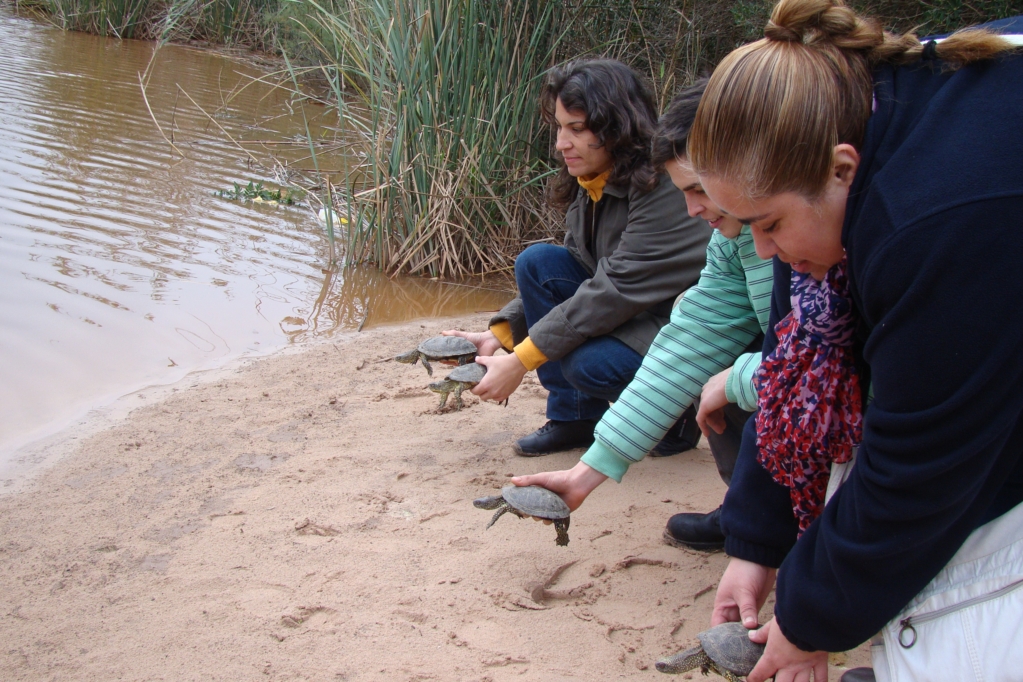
xmin=395 ymin=336 xmax=477 ymax=376
xmin=473 ymin=485 xmax=571 ymax=546
xmin=429 ymin=362 xmax=506 ymax=410
xmin=655 ymin=622 xmax=765 ymax=681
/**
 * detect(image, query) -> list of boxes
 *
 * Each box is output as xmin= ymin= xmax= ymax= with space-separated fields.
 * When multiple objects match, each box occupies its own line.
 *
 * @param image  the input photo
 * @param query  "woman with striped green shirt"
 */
xmin=513 ymin=83 xmax=773 ymax=548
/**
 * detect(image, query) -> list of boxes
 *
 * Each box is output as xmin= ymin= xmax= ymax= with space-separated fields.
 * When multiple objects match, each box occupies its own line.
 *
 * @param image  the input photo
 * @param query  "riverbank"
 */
xmin=0 ymin=315 xmax=868 ymax=680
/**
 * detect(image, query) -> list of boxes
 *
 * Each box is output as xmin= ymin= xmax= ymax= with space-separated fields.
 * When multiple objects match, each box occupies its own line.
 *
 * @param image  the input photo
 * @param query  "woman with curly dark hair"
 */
xmin=446 ymin=59 xmax=712 ymax=456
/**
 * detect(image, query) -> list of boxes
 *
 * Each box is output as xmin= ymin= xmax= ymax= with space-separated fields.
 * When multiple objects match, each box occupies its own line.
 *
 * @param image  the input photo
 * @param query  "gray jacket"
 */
xmin=491 ymin=173 xmax=712 ymax=361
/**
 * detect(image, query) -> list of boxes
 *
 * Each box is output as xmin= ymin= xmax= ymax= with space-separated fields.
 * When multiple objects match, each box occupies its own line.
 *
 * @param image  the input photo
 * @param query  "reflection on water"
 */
xmin=0 ymin=10 xmax=512 ymax=465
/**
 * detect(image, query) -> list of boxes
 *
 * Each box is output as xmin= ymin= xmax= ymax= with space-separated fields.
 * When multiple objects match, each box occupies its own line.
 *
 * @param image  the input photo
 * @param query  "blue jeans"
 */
xmin=515 ymin=244 xmax=643 ymax=422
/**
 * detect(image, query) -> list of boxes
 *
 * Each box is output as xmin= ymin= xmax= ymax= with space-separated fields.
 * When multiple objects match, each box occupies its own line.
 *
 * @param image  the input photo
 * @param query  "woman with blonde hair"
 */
xmin=680 ymin=2 xmax=1023 ymax=680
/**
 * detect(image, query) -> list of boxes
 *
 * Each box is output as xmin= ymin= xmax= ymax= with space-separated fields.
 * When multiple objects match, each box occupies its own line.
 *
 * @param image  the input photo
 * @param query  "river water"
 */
xmin=0 ymin=9 xmax=512 ymax=473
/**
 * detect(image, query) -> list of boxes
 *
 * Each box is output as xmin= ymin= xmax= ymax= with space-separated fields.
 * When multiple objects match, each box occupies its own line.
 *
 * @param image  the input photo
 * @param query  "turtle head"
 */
xmin=472 ymin=495 xmax=505 ymax=510
xmin=654 ymin=646 xmax=708 ymax=675
xmin=395 ymin=349 xmax=420 ymax=365
xmin=428 ymin=379 xmax=458 ymax=394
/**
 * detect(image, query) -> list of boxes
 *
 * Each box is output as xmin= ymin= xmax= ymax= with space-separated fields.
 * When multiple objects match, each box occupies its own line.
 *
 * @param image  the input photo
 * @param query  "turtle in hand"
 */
xmin=395 ymin=336 xmax=477 ymax=376
xmin=656 ymin=622 xmax=765 ymax=681
xmin=473 ymin=485 xmax=571 ymax=546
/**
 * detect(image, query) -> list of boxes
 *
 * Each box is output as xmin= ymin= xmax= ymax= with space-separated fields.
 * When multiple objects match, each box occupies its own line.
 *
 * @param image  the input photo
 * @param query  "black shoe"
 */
xmin=513 ymin=419 xmax=597 ymax=457
xmin=663 ymin=506 xmax=725 ymax=550
xmin=650 ymin=404 xmax=702 ymax=457
xmin=840 ymin=669 xmax=875 ymax=682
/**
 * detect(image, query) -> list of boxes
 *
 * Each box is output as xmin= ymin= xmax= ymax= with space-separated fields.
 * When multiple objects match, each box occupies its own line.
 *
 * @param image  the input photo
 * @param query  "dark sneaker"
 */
xmin=513 ymin=419 xmax=597 ymax=457
xmin=663 ymin=506 xmax=725 ymax=550
xmin=840 ymin=669 xmax=876 ymax=682
xmin=650 ymin=404 xmax=702 ymax=457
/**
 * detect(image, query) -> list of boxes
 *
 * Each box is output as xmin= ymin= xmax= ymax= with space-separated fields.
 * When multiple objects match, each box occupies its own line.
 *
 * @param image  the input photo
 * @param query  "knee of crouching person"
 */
xmin=515 ymin=243 xmax=562 ymax=278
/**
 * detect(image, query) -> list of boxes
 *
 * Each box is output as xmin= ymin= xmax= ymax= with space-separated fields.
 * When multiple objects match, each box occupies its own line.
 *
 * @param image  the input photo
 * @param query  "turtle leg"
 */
xmin=709 ymin=663 xmax=742 ymax=682
xmin=428 ymin=380 xmax=451 ymax=409
xmin=654 ymin=647 xmax=709 ymax=675
xmin=421 ymin=356 xmax=433 ymax=377
xmin=485 ymin=503 xmax=510 ymax=529
xmin=454 ymin=384 xmax=465 ymax=410
xmin=553 ymin=518 xmax=571 ymax=546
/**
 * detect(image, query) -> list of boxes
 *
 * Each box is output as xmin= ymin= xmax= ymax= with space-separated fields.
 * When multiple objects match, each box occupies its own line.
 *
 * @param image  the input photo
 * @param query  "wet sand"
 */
xmin=0 ymin=315 xmax=869 ymax=680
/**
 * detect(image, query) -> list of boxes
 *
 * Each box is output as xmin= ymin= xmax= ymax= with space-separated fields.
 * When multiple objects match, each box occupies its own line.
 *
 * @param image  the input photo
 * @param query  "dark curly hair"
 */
xmin=540 ymin=60 xmax=659 ymax=209
xmin=650 ymin=78 xmax=709 ymax=170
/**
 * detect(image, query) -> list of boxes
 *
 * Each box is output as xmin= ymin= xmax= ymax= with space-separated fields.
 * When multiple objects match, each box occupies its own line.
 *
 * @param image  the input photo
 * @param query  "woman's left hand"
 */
xmin=747 ymin=617 xmax=830 ymax=682
xmin=696 ymin=367 xmax=732 ymax=436
xmin=471 ymin=353 xmax=528 ymax=402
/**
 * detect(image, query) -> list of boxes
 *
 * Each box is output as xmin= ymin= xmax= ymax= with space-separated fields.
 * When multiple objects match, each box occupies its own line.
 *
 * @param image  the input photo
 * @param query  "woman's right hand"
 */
xmin=511 ymin=461 xmax=608 ymax=512
xmin=712 ymin=557 xmax=778 ymax=629
xmin=442 ymin=329 xmax=504 ymax=357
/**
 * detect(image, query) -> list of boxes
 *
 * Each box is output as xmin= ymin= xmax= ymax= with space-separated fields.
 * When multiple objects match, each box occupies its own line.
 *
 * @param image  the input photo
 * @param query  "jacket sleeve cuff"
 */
xmin=580 ymin=440 xmax=632 ymax=483
xmin=723 ymin=535 xmax=790 ymax=569
xmin=489 ymin=321 xmax=515 ymax=352
xmin=489 ymin=298 xmax=528 ymax=345
xmin=724 ymin=367 xmax=740 ymax=404
xmin=774 ymin=613 xmax=820 ymax=653
xmin=513 ymin=337 xmax=548 ymax=371
xmin=728 ymin=352 xmax=761 ymax=413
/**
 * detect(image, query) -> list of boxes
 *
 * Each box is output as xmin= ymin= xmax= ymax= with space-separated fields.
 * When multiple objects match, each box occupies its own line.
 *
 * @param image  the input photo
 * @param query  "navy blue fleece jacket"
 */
xmin=720 ymin=41 xmax=1023 ymax=652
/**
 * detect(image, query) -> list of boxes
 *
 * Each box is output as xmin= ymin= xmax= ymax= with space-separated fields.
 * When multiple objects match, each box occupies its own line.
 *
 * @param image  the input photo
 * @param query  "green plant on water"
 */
xmin=283 ymin=0 xmax=574 ymax=278
xmin=214 ymin=180 xmax=303 ymax=205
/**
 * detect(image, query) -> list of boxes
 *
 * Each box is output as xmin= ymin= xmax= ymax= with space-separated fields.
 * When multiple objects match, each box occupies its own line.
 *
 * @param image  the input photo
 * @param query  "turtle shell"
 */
xmin=501 ymin=485 xmax=570 ymax=521
xmin=417 ymin=336 xmax=477 ymax=358
xmin=696 ymin=622 xmax=765 ymax=676
xmin=445 ymin=362 xmax=487 ymax=384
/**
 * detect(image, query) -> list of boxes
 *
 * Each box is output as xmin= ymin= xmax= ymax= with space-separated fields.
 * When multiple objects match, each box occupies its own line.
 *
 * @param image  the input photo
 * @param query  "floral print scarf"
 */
xmin=754 ymin=257 xmax=863 ymax=535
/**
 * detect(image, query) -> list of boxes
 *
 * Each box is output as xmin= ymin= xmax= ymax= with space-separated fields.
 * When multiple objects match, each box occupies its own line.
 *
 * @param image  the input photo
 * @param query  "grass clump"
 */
xmin=285 ymin=0 xmax=570 ymax=278
xmin=19 ymin=0 xmax=282 ymax=46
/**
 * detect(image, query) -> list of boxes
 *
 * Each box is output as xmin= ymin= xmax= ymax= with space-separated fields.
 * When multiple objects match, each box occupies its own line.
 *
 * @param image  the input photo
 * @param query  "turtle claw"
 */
xmin=553 ymin=518 xmax=571 ymax=546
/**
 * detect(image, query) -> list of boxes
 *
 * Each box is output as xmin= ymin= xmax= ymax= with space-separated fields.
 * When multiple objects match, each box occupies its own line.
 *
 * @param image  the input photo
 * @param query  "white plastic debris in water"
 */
xmin=317 ymin=207 xmax=348 ymax=225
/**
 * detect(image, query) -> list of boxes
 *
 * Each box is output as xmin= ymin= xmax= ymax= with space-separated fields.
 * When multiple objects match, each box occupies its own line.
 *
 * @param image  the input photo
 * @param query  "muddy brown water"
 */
xmin=0 ymin=10 xmax=513 ymax=472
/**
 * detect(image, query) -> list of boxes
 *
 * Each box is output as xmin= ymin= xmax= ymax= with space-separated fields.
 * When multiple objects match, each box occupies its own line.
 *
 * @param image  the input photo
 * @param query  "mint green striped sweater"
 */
xmin=581 ymin=226 xmax=773 ymax=482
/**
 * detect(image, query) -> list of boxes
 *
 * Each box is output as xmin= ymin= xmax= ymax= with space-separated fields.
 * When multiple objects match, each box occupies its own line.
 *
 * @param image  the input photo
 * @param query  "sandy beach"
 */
xmin=0 ymin=314 xmax=868 ymax=681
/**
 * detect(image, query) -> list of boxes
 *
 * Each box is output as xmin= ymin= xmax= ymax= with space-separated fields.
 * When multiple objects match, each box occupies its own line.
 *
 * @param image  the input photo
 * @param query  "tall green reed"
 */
xmin=285 ymin=0 xmax=571 ymax=278
xmin=158 ymin=0 xmax=281 ymax=49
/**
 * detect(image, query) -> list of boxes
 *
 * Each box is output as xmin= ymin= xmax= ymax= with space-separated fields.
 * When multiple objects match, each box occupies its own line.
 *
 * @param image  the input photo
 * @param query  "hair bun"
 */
xmin=764 ymin=20 xmax=801 ymax=42
xmin=765 ymin=0 xmax=882 ymax=51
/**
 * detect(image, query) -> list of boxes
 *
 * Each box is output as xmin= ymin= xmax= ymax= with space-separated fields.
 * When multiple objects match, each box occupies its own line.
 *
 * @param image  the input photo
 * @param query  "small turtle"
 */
xmin=429 ymin=362 xmax=487 ymax=410
xmin=395 ymin=336 xmax=477 ymax=376
xmin=473 ymin=485 xmax=571 ymax=546
xmin=655 ymin=622 xmax=765 ymax=681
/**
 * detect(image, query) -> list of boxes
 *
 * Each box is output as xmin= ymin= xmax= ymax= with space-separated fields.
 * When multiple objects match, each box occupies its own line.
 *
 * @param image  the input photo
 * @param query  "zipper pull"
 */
xmin=897 ymin=618 xmax=917 ymax=648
